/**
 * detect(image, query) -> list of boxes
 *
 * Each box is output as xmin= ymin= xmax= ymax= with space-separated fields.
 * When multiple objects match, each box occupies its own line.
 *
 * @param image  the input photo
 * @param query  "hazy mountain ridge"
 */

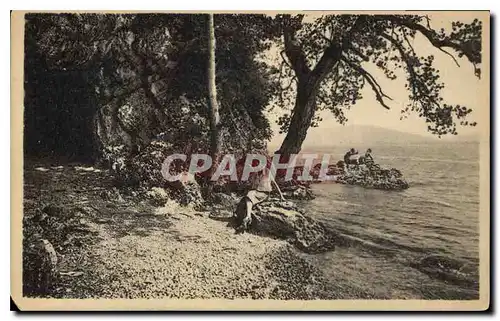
xmin=296 ymin=125 xmax=480 ymax=149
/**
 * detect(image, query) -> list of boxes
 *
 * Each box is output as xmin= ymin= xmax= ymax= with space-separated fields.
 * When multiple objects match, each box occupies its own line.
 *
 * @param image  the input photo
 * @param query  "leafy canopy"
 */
xmin=25 ymin=13 xmax=279 ymax=157
xmin=272 ymin=14 xmax=482 ymax=136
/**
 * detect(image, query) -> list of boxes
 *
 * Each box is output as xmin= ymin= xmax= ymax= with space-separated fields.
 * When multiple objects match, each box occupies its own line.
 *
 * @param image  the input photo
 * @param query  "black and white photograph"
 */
xmin=10 ymin=10 xmax=490 ymax=311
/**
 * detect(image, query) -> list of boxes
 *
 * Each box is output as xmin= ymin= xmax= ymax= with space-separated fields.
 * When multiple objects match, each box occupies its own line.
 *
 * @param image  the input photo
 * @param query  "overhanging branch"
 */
xmin=381 ymin=32 xmax=441 ymax=110
xmin=349 ymin=44 xmax=370 ymax=62
xmin=384 ymin=16 xmax=475 ymax=58
xmin=341 ymin=55 xmax=392 ymax=110
xmin=378 ymin=15 xmax=480 ymax=76
xmin=380 ymin=33 xmax=420 ymax=97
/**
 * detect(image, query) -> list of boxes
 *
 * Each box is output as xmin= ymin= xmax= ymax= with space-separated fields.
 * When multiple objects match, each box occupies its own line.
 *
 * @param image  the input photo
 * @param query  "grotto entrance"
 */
xmin=24 ymin=64 xmax=100 ymax=164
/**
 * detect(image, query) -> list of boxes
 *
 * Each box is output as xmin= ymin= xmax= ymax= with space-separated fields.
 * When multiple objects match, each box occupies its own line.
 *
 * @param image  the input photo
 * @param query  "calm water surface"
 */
xmin=302 ymin=142 xmax=480 ymax=268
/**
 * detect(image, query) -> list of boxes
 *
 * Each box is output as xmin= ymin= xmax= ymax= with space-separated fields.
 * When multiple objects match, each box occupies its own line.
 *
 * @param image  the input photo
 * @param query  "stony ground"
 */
xmin=22 ymin=160 xmax=342 ymax=299
xmin=22 ymin=160 xmax=479 ymax=300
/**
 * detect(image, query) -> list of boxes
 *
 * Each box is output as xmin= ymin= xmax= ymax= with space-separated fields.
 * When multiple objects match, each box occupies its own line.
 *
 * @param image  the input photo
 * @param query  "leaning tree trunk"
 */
xmin=277 ymin=80 xmax=318 ymax=158
xmin=277 ymin=22 xmax=343 ymax=159
xmin=207 ymin=13 xmax=221 ymax=190
xmin=277 ymin=64 xmax=342 ymax=159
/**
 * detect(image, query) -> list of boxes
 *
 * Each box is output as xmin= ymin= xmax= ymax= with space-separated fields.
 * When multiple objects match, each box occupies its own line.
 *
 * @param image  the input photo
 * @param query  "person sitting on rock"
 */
xmin=359 ymin=148 xmax=374 ymax=166
xmin=234 ymin=162 xmax=285 ymax=234
xmin=343 ymin=148 xmax=359 ymax=171
xmin=343 ymin=148 xmax=355 ymax=164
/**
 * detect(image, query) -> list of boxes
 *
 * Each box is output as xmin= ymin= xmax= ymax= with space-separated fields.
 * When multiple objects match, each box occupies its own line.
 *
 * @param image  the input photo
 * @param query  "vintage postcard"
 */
xmin=11 ymin=10 xmax=490 ymax=311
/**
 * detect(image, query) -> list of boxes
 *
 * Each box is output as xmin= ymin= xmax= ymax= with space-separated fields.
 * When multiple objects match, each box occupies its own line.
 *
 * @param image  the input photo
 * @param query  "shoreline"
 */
xmin=22 ymin=162 xmax=479 ymax=300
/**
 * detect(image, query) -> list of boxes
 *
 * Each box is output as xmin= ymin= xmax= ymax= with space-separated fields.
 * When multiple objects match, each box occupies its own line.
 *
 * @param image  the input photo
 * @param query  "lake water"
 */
xmin=301 ymin=142 xmax=480 ymax=285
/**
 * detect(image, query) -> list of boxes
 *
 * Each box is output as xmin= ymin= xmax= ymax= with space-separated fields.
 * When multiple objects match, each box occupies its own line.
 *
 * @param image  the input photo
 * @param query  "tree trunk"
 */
xmin=207 ymin=14 xmax=221 ymax=188
xmin=278 ymin=23 xmax=343 ymax=158
xmin=277 ymin=80 xmax=318 ymax=158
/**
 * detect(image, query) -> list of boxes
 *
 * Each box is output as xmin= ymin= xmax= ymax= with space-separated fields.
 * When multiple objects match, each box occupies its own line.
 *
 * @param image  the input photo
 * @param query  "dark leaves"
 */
xmin=273 ymin=13 xmax=481 ymax=136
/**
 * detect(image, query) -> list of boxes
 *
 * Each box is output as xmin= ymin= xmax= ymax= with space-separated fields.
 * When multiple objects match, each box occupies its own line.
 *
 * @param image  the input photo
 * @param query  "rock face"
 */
xmin=95 ymin=90 xmax=161 ymax=163
xmin=249 ymin=200 xmax=338 ymax=253
xmin=335 ymin=161 xmax=409 ymax=190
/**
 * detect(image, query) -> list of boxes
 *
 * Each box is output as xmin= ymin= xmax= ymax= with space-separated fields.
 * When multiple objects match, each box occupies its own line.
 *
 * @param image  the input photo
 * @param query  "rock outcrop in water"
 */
xmin=255 ymin=201 xmax=339 ymax=253
xmin=334 ymin=161 xmax=409 ymax=190
xmin=410 ymin=255 xmax=479 ymax=288
xmin=288 ymin=161 xmax=409 ymax=192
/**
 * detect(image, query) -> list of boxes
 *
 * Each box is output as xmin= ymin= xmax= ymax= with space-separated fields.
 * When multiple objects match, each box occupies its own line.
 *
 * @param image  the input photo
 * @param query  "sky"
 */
xmin=263 ymin=12 xmax=488 ymax=149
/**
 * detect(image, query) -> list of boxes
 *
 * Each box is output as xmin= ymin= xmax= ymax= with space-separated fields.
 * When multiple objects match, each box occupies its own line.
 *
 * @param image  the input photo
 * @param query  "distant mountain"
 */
xmin=439 ymin=132 xmax=481 ymax=143
xmin=300 ymin=125 xmax=436 ymax=148
xmin=268 ymin=124 xmax=481 ymax=151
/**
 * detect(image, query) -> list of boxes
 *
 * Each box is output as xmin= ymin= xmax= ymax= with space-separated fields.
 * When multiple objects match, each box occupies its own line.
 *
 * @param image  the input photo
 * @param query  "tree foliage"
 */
xmin=24 ymin=13 xmax=484 ymax=162
xmin=24 ymin=13 xmax=278 ymax=161
xmin=273 ymin=14 xmax=482 ymax=142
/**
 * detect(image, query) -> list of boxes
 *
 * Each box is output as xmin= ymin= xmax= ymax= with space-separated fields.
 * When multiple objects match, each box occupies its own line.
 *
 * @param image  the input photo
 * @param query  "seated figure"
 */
xmin=234 ymin=165 xmax=285 ymax=234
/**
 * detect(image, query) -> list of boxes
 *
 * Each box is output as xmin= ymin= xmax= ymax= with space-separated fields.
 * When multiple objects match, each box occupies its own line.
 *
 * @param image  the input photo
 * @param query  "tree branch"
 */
xmin=380 ymin=33 xmax=419 ymax=97
xmin=308 ymin=42 xmax=342 ymax=88
xmin=349 ymin=44 xmax=370 ymax=62
xmin=283 ymin=76 xmax=298 ymax=91
xmin=282 ymin=15 xmax=311 ymax=79
xmin=424 ymin=15 xmax=432 ymax=29
xmin=341 ymin=55 xmax=392 ymax=110
xmin=400 ymin=29 xmax=416 ymax=56
xmin=381 ymin=32 xmax=441 ymax=109
xmin=380 ymin=15 xmax=480 ymax=68
xmin=307 ymin=16 xmax=367 ymax=89
xmin=280 ymin=50 xmax=294 ymax=71
xmin=436 ymin=47 xmax=462 ymax=67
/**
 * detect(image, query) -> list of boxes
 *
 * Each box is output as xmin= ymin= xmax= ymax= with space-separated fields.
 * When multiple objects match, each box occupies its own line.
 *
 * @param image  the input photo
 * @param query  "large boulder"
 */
xmin=125 ymin=140 xmax=178 ymax=187
xmin=250 ymin=200 xmax=338 ymax=253
xmin=146 ymin=187 xmax=171 ymax=206
xmin=23 ymin=236 xmax=59 ymax=296
xmin=211 ymin=192 xmax=240 ymax=208
xmin=166 ymin=172 xmax=204 ymax=209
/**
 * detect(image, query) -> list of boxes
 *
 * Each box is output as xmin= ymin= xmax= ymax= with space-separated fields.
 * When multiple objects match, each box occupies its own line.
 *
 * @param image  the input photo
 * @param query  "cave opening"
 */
xmin=24 ymin=51 xmax=100 ymax=164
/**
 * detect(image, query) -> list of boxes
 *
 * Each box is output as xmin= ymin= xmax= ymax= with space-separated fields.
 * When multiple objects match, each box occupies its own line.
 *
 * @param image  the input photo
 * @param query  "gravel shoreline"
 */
xmin=23 ymin=164 xmax=479 ymax=300
xmin=57 ymin=202 xmax=335 ymax=299
xmin=23 ymin=164 xmax=336 ymax=299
